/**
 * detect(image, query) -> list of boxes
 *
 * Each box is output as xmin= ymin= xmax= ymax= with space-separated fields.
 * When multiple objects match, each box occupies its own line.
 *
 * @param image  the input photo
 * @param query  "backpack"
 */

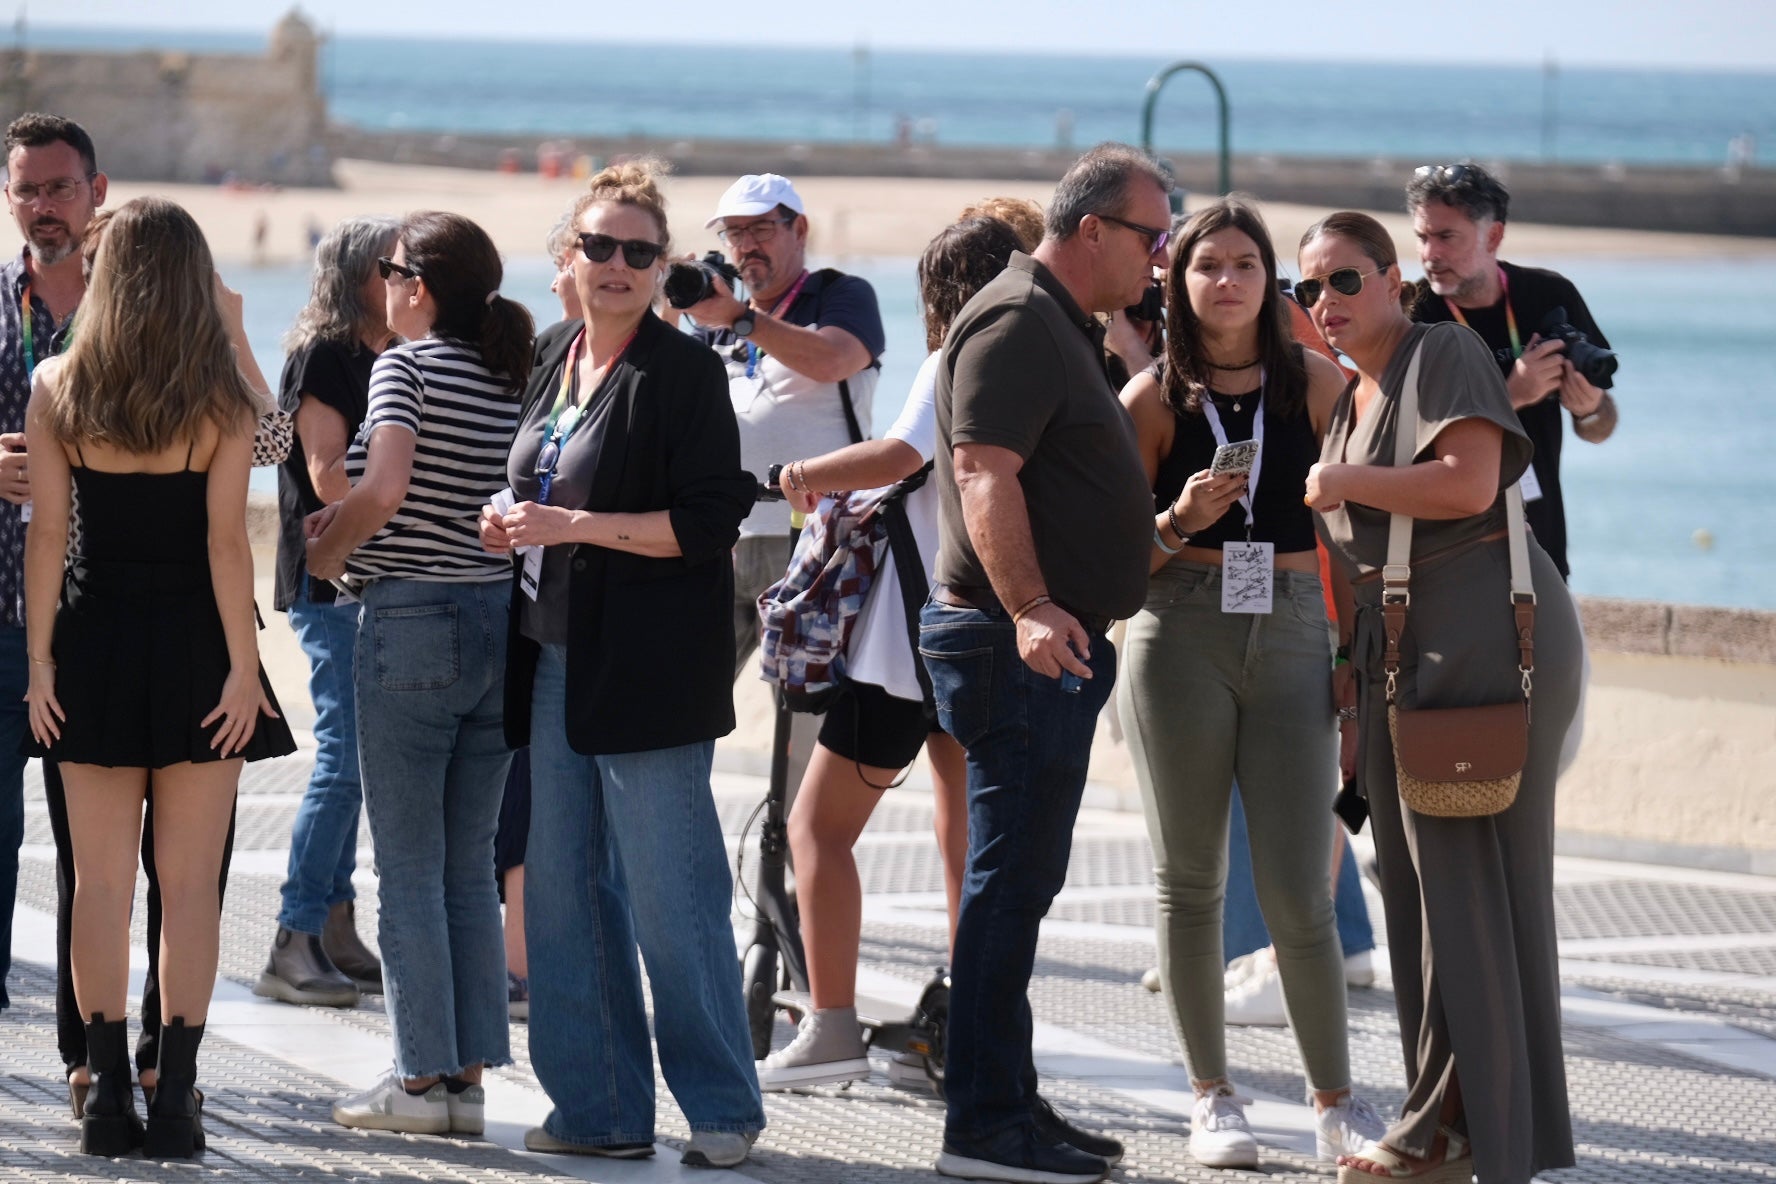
xmin=756 ymin=464 xmax=932 ymax=714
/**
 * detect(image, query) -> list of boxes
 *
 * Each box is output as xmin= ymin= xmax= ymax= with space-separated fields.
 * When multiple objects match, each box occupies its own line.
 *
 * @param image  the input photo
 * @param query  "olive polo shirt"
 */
xmin=933 ymin=252 xmax=1152 ymax=623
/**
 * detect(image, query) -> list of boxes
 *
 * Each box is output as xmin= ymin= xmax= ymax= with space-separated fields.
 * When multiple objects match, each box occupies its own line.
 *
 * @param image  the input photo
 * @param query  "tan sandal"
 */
xmin=1337 ymin=1126 xmax=1472 ymax=1182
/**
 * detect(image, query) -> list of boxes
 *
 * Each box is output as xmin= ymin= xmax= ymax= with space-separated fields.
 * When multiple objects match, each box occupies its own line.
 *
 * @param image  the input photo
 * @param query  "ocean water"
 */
xmin=26 ymin=26 xmax=1776 ymax=167
xmin=236 ymin=250 xmax=1776 ymax=612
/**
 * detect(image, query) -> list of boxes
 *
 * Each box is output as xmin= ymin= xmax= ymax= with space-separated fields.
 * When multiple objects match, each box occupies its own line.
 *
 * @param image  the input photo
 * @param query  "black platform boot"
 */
xmin=143 ymin=1016 xmax=206 ymax=1158
xmin=79 ymin=1014 xmax=144 ymax=1156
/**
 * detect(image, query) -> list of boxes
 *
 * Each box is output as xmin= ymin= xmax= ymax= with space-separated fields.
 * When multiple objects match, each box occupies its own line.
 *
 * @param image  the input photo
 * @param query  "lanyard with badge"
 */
xmin=1443 ymin=267 xmax=1543 ymax=502
xmin=741 ymin=269 xmax=810 ymax=379
xmin=1201 ymin=372 xmax=1271 ymax=614
xmin=517 ymin=326 xmax=635 ymax=600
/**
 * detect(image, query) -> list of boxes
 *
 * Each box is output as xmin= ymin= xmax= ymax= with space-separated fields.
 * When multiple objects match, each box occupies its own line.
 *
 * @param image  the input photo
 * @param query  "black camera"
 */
xmin=663 ymin=251 xmax=743 ymax=310
xmin=1124 ymin=282 xmax=1164 ymax=323
xmin=1536 ymin=305 xmax=1617 ymax=390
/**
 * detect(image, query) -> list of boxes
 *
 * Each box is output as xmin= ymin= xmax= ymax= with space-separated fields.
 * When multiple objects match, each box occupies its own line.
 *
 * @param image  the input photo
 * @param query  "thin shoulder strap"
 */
xmin=73 ymin=441 xmax=86 ymax=466
xmin=184 ymin=437 xmax=196 ymax=471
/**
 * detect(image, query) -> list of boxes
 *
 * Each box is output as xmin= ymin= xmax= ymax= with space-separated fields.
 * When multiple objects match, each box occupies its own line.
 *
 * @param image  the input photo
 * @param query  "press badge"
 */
xmin=520 ymin=545 xmax=543 ymax=602
xmin=1221 ymin=541 xmax=1274 ymax=614
xmin=1519 ymin=465 xmax=1544 ymax=502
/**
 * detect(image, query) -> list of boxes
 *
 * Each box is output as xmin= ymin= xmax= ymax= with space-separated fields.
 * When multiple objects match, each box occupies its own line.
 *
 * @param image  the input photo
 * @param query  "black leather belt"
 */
xmin=934 ymin=584 xmax=1112 ymax=637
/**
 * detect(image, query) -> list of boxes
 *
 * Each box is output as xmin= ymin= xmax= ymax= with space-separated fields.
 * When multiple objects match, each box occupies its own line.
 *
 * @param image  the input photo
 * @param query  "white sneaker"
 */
xmin=755 ymin=1007 xmax=871 ymax=1090
xmin=1189 ymin=1083 xmax=1258 ymax=1168
xmin=1314 ymin=1091 xmax=1387 ymax=1161
xmin=887 ymin=1049 xmax=938 ymax=1093
xmin=1344 ymin=949 xmax=1376 ymax=988
xmin=1140 ymin=966 xmax=1162 ymax=993
xmin=333 ymin=1071 xmax=450 ymax=1134
xmin=445 ymin=1081 xmax=484 ymax=1136
xmin=1223 ymin=948 xmax=1272 ymax=990
xmin=682 ymin=1129 xmax=757 ymax=1168
xmin=1223 ymin=956 xmax=1288 ymax=1026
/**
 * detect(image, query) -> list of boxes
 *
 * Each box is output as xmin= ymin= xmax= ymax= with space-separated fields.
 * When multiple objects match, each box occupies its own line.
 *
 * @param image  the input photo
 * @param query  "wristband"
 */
xmin=1166 ymin=504 xmax=1190 ymax=546
xmin=1153 ymin=525 xmax=1184 ymax=555
xmin=1011 ymin=594 xmax=1052 ymax=622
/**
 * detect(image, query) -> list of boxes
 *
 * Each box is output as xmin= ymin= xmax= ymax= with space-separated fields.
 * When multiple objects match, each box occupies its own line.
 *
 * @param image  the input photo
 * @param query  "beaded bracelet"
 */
xmin=1166 ymin=504 xmax=1190 ymax=547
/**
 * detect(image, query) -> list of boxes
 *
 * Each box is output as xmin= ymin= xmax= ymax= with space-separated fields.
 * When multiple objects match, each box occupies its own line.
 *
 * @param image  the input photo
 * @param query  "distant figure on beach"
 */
xmin=923 ymin=143 xmax=1169 ymax=1184
xmin=251 ymin=213 xmax=269 ymax=265
xmin=1407 ymin=162 xmax=1619 ymax=581
xmin=684 ymin=172 xmax=884 ymax=779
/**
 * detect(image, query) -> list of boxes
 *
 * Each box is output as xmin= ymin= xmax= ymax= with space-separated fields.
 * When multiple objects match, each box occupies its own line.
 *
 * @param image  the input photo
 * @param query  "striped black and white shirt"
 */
xmin=343 ymin=337 xmax=519 ymax=582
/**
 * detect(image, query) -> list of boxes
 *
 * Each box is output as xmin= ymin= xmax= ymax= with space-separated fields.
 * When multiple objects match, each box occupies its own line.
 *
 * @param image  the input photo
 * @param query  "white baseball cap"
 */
xmin=705 ymin=173 xmax=806 ymax=229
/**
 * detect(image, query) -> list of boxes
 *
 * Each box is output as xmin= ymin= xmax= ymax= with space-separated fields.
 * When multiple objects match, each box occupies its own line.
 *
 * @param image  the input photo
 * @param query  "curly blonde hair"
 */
xmin=958 ymin=196 xmax=1045 ymax=253
xmin=569 ymin=156 xmax=673 ymax=249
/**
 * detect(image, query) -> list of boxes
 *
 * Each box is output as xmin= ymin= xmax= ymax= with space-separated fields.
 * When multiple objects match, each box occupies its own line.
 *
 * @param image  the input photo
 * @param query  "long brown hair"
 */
xmin=918 ymin=217 xmax=1024 ymax=352
xmin=46 ymin=197 xmax=259 ymax=451
xmin=1160 ymin=196 xmax=1306 ymax=419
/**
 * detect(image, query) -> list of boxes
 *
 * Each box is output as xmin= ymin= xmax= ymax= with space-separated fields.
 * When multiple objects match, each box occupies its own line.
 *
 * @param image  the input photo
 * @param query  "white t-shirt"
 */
xmin=847 ymin=352 xmax=940 ymax=701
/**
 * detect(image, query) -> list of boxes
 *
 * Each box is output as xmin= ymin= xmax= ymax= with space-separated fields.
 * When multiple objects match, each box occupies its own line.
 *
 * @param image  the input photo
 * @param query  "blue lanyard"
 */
xmin=537 ymin=327 xmax=634 ymax=504
xmin=742 ymin=269 xmax=810 ymax=380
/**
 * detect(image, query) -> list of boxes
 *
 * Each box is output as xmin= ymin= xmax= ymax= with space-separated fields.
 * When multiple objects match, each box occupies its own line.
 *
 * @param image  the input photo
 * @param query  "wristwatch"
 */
xmin=765 ymin=462 xmax=784 ymax=488
xmin=732 ymin=310 xmax=757 ymax=339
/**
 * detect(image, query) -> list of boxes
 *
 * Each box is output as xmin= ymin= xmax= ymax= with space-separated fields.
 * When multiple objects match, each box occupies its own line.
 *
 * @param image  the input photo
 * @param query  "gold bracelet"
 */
xmin=29 ymin=656 xmax=54 ymax=666
xmin=1011 ymin=594 xmax=1052 ymax=622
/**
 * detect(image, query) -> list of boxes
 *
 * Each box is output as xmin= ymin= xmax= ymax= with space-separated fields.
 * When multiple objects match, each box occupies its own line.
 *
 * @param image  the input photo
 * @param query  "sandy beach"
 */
xmin=5 ymin=158 xmax=1775 ymax=266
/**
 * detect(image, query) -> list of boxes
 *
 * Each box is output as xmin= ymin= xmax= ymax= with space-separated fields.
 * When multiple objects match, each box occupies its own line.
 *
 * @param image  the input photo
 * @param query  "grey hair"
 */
xmin=1044 ymin=142 xmax=1172 ymax=242
xmin=545 ymin=210 xmax=578 ymax=266
xmin=283 ymin=215 xmax=400 ymax=352
xmin=1404 ymin=161 xmax=1510 ymax=225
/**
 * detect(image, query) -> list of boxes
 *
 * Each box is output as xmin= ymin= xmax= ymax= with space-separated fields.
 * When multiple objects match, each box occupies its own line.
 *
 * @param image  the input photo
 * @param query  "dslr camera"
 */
xmin=1535 ymin=305 xmax=1618 ymax=389
xmin=664 ymin=251 xmax=744 ymax=310
xmin=1124 ymin=282 xmax=1164 ymax=323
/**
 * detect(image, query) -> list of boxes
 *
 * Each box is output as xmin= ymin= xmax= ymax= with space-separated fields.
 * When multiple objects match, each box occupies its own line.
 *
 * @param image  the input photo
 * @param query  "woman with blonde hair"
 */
xmin=1298 ymin=211 xmax=1580 ymax=1184
xmin=25 ymin=195 xmax=295 ymax=1158
xmin=480 ymin=161 xmax=762 ymax=1167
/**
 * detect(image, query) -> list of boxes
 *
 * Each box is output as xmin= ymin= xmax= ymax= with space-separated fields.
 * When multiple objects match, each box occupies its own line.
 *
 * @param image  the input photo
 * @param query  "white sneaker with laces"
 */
xmin=1223 ymin=956 xmax=1288 ymax=1026
xmin=1189 ymin=1083 xmax=1258 ymax=1168
xmin=332 ymin=1071 xmax=450 ymax=1134
xmin=1314 ymin=1091 xmax=1387 ymax=1161
xmin=755 ymin=1007 xmax=870 ymax=1090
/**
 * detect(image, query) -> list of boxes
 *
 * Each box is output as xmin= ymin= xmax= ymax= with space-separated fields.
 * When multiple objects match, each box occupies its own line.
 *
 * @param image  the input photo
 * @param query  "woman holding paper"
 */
xmin=1116 ymin=197 xmax=1380 ymax=1169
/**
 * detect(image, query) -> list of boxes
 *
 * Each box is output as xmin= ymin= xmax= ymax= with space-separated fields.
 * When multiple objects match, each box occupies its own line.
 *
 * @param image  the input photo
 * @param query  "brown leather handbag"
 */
xmin=1381 ymin=342 xmax=1536 ymax=818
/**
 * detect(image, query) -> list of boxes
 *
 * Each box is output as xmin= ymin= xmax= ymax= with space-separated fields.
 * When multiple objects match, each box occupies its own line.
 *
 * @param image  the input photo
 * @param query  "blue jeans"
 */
xmin=278 ymin=584 xmax=363 ymax=935
xmin=918 ymin=601 xmax=1116 ymax=1143
xmin=525 ymin=644 xmax=763 ymax=1145
xmin=0 ymin=624 xmax=27 ymax=1010
xmin=355 ymin=578 xmax=513 ymax=1078
xmin=1223 ymin=791 xmax=1375 ymax=963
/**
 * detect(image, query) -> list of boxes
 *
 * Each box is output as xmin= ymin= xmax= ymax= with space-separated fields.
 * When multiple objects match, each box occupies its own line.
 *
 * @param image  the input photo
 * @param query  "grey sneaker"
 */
xmin=755 ymin=1007 xmax=869 ymax=1090
xmin=682 ymin=1129 xmax=757 ymax=1168
xmin=332 ymin=1072 xmax=449 ymax=1134
xmin=444 ymin=1079 xmax=484 ymax=1136
xmin=887 ymin=1049 xmax=937 ymax=1093
xmin=523 ymin=1126 xmax=654 ymax=1157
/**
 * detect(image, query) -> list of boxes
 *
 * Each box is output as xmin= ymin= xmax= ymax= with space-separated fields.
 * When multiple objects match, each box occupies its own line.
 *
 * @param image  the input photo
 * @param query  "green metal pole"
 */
xmin=1141 ymin=61 xmax=1231 ymax=196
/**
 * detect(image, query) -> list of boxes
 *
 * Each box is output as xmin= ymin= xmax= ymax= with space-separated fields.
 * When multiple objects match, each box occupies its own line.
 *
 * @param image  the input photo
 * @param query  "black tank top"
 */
xmin=1151 ymin=355 xmax=1319 ymax=552
xmin=71 ymin=440 xmax=210 ymax=567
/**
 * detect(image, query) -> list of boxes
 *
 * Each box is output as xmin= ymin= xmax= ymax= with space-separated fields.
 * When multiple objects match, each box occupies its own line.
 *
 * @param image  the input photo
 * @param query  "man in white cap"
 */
xmin=683 ymin=173 xmax=885 ymax=674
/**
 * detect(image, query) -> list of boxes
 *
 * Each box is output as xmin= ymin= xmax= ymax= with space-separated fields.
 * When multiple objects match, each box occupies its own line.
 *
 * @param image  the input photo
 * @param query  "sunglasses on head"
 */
xmin=1413 ymin=163 xmax=1483 ymax=187
xmin=578 ymin=233 xmax=664 ymax=269
xmin=1293 ymin=264 xmax=1388 ymax=309
xmin=377 ymin=256 xmax=419 ymax=281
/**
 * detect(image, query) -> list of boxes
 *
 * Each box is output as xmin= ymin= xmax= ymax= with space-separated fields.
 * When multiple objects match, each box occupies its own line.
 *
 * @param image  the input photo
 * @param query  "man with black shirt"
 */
xmin=1408 ymin=162 xmax=1619 ymax=579
xmin=921 ymin=143 xmax=1169 ymax=1184
xmin=682 ymin=173 xmax=885 ymax=672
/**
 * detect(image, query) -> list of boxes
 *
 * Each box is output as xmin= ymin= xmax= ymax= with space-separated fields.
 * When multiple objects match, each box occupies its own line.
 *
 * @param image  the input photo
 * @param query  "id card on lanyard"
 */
xmin=1202 ymin=374 xmax=1272 ymax=614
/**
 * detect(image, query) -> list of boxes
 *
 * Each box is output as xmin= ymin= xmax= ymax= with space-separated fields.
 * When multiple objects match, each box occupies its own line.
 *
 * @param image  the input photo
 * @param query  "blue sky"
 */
xmin=29 ymin=0 xmax=1776 ymax=68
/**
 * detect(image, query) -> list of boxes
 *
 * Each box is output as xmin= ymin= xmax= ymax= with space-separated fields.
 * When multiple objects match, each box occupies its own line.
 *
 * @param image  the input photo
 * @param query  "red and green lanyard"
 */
xmin=536 ymin=327 xmax=636 ymax=505
xmin=1443 ymin=266 xmax=1521 ymax=359
xmin=743 ymin=269 xmax=810 ymax=379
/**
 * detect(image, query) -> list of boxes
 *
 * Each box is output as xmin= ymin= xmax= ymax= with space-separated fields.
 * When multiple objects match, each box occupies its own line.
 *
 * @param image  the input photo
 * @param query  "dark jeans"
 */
xmin=918 ymin=600 xmax=1115 ymax=1143
xmin=0 ymin=624 xmax=26 ymax=1012
xmin=46 ymin=770 xmax=236 ymax=1074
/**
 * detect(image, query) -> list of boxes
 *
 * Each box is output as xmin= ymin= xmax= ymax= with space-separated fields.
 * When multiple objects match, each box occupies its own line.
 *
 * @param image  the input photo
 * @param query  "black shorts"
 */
xmin=818 ymin=680 xmax=937 ymax=772
xmin=494 ymin=746 xmax=531 ymax=895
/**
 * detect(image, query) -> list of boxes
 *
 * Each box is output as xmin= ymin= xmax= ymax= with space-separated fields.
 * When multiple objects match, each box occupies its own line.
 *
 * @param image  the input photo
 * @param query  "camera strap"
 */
xmin=743 ymin=268 xmax=810 ymax=379
xmin=1444 ymin=266 xmax=1521 ymax=359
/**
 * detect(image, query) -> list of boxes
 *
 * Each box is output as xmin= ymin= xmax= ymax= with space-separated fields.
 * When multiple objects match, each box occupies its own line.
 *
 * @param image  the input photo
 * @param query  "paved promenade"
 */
xmin=6 ymin=741 xmax=1776 ymax=1183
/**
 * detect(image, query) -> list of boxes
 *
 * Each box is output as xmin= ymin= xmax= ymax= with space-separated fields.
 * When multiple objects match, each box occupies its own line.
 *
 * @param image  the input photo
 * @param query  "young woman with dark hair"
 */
xmin=305 ymin=210 xmax=533 ymax=1138
xmin=1117 ymin=197 xmax=1384 ymax=1169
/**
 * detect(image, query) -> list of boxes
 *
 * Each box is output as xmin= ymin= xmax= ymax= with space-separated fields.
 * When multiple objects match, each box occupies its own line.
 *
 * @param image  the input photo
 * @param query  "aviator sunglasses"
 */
xmin=578 ymin=232 xmax=664 ymax=269
xmin=1293 ymin=264 xmax=1389 ymax=309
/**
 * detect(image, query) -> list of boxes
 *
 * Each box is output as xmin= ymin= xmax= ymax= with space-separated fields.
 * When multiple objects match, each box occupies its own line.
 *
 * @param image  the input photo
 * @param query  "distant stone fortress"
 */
xmin=0 ymin=9 xmax=331 ymax=186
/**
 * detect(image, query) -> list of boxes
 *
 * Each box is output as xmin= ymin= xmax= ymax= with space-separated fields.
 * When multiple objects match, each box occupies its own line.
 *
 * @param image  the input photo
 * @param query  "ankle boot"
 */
xmin=321 ymin=901 xmax=384 ymax=994
xmin=79 ymin=1014 xmax=144 ymax=1156
xmin=143 ymin=1016 xmax=206 ymax=1158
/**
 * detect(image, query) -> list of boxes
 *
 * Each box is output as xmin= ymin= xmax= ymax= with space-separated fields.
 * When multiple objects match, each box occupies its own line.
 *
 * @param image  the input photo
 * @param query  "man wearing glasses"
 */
xmin=0 ymin=113 xmax=107 ymax=1022
xmin=1407 ymin=161 xmax=1619 ymax=580
xmin=921 ymin=143 xmax=1168 ymax=1184
xmin=681 ymin=173 xmax=885 ymax=676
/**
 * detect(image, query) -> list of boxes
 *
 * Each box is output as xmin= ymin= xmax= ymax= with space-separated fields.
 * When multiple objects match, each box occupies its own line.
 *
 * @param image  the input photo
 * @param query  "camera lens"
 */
xmin=663 ymin=260 xmax=715 ymax=310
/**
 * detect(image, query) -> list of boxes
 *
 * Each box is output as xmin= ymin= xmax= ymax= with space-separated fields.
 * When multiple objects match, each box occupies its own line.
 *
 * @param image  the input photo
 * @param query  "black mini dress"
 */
xmin=30 ymin=452 xmax=297 ymax=768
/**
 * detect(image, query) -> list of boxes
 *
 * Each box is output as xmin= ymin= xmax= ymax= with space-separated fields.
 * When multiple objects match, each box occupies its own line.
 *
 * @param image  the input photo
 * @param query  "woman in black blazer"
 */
xmin=478 ymin=162 xmax=762 ymax=1168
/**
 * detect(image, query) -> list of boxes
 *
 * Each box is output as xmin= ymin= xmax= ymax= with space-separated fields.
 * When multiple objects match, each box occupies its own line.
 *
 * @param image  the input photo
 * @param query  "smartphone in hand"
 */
xmin=1211 ymin=439 xmax=1259 ymax=477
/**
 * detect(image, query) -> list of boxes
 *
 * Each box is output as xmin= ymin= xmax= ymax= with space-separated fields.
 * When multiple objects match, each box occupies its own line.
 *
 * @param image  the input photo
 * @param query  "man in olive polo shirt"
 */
xmin=921 ymin=143 xmax=1170 ymax=1184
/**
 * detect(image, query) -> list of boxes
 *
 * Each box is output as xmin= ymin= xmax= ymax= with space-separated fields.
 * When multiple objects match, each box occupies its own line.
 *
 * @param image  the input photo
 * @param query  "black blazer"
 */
xmin=503 ymin=312 xmax=756 ymax=756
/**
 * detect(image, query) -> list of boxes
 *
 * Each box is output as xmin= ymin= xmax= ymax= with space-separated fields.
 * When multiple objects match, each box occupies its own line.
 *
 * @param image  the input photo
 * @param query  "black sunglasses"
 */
xmin=1093 ymin=212 xmax=1171 ymax=257
xmin=1413 ymin=163 xmax=1482 ymax=187
xmin=377 ymin=256 xmax=419 ymax=281
xmin=579 ymin=233 xmax=664 ymax=269
xmin=1293 ymin=264 xmax=1389 ymax=309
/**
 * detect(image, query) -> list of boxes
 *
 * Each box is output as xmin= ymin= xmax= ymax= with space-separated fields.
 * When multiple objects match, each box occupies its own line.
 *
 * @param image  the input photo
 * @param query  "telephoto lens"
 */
xmin=664 ymin=251 xmax=744 ymax=310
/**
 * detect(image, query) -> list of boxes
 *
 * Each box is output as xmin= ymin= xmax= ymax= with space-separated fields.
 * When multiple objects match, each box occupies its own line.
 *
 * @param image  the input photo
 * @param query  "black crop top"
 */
xmin=1151 ymin=355 xmax=1319 ymax=553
